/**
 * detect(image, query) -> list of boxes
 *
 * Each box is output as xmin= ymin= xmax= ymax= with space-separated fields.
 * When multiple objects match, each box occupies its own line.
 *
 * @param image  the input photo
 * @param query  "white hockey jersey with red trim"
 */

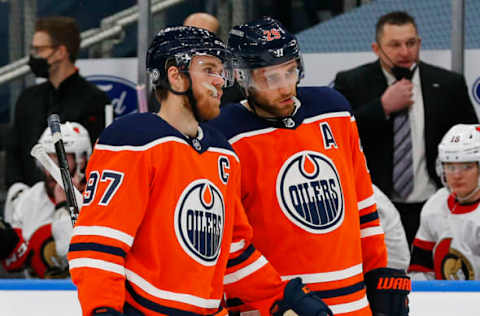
xmin=209 ymin=87 xmax=388 ymax=315
xmin=3 ymin=182 xmax=71 ymax=277
xmin=409 ymin=187 xmax=480 ymax=280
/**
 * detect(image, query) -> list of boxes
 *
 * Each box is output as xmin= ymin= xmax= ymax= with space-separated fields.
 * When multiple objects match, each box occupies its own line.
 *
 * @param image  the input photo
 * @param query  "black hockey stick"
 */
xmin=48 ymin=114 xmax=79 ymax=225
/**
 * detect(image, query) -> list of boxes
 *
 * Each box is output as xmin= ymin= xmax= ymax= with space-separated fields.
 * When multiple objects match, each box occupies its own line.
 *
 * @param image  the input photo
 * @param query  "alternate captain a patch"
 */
xmin=174 ymin=179 xmax=225 ymax=266
xmin=276 ymin=151 xmax=344 ymax=233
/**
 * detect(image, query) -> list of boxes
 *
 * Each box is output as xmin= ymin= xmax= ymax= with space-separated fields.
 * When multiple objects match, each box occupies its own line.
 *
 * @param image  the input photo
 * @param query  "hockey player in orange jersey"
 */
xmin=209 ymin=17 xmax=411 ymax=316
xmin=67 ymin=26 xmax=333 ymax=316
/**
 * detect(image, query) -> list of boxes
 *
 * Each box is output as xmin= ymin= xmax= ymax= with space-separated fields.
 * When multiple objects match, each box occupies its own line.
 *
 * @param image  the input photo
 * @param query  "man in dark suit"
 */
xmin=334 ymin=11 xmax=478 ymax=248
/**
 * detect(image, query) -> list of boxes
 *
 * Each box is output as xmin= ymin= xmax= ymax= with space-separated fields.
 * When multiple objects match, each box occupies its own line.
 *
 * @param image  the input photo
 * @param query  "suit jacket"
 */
xmin=334 ymin=60 xmax=478 ymax=198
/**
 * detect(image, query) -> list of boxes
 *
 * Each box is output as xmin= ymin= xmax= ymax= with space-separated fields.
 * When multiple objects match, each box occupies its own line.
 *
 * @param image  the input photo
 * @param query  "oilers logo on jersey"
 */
xmin=276 ymin=151 xmax=344 ymax=233
xmin=174 ymin=179 xmax=225 ymax=266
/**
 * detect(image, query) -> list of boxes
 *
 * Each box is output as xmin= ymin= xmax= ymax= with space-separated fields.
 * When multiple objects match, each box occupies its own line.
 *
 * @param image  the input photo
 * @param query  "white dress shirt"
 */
xmin=382 ymin=66 xmax=437 ymax=203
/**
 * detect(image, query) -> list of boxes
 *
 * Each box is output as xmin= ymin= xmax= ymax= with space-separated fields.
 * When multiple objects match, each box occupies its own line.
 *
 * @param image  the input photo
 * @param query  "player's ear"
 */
xmin=167 ymin=65 xmax=187 ymax=91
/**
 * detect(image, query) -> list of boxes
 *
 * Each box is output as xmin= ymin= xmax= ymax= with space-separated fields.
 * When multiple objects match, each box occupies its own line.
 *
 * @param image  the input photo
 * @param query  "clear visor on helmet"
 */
xmin=177 ymin=53 xmax=235 ymax=88
xmin=239 ymin=58 xmax=301 ymax=91
xmin=443 ymin=162 xmax=478 ymax=174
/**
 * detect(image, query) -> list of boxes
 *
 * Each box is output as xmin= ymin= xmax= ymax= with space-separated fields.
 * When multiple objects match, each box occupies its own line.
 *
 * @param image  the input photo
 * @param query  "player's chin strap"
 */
xmin=455 ymin=185 xmax=480 ymax=204
xmin=159 ymin=73 xmax=203 ymax=123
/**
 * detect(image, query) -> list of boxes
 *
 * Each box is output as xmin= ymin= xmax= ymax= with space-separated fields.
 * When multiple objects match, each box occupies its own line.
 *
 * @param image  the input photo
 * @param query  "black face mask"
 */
xmin=378 ymin=44 xmax=418 ymax=81
xmin=391 ymin=64 xmax=418 ymax=81
xmin=28 ymin=55 xmax=50 ymax=78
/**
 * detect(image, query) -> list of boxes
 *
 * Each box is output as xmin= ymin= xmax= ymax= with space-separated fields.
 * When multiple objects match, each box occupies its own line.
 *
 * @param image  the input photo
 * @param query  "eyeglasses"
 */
xmin=443 ymin=162 xmax=477 ymax=174
xmin=30 ymin=44 xmax=57 ymax=55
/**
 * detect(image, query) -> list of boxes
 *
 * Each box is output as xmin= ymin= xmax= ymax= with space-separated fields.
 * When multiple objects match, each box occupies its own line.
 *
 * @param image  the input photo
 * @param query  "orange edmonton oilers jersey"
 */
xmin=67 ymin=113 xmax=285 ymax=316
xmin=209 ymin=87 xmax=388 ymax=316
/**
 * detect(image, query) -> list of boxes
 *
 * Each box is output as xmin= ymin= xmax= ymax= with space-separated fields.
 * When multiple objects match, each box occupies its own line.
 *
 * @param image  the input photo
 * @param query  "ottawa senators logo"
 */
xmin=276 ymin=151 xmax=344 ymax=233
xmin=434 ymin=238 xmax=475 ymax=280
xmin=28 ymin=224 xmax=67 ymax=278
xmin=175 ymin=179 xmax=225 ymax=266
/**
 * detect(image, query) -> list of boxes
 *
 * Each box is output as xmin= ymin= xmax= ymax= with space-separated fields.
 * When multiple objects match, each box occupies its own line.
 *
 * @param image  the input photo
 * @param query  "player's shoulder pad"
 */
xmin=297 ymin=86 xmax=352 ymax=119
xmin=4 ymin=182 xmax=34 ymax=223
xmin=97 ymin=113 xmax=184 ymax=147
xmin=198 ymin=122 xmax=236 ymax=153
xmin=6 ymin=183 xmax=29 ymax=205
xmin=208 ymin=103 xmax=270 ymax=140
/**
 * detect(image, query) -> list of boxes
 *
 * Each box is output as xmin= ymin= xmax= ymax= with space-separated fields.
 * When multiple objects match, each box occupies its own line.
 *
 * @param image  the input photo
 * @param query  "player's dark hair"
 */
xmin=375 ymin=11 xmax=417 ymax=43
xmin=153 ymin=59 xmax=178 ymax=102
xmin=35 ymin=16 xmax=80 ymax=63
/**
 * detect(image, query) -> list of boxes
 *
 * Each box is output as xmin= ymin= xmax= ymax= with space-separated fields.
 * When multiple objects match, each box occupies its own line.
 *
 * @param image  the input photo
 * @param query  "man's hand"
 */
xmin=381 ymin=79 xmax=414 ymax=116
xmin=0 ymin=220 xmax=30 ymax=272
xmin=364 ymin=268 xmax=410 ymax=316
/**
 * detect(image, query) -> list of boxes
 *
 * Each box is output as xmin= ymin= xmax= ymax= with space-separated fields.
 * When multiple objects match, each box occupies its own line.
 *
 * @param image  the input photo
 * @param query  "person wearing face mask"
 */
xmin=5 ymin=16 xmax=110 ymax=187
xmin=334 ymin=11 xmax=478 ymax=249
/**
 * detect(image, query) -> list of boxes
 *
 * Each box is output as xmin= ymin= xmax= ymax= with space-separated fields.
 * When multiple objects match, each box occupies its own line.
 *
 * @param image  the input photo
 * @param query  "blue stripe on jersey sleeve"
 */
xmin=126 ymin=281 xmax=222 ymax=315
xmin=226 ymin=244 xmax=255 ymax=268
xmin=359 ymin=211 xmax=379 ymax=224
xmin=313 ymin=281 xmax=365 ymax=299
xmin=69 ymin=242 xmax=127 ymax=257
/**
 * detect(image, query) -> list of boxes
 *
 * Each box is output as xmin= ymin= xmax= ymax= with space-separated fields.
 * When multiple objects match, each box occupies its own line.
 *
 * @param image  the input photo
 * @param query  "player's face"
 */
xmin=444 ymin=162 xmax=479 ymax=198
xmin=374 ymin=23 xmax=420 ymax=70
xmin=249 ymin=59 xmax=298 ymax=118
xmin=44 ymin=153 xmax=76 ymax=198
xmin=189 ymin=55 xmax=226 ymax=121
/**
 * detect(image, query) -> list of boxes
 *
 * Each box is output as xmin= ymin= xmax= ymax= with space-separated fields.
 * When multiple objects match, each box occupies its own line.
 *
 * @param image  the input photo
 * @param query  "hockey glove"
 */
xmin=271 ymin=278 xmax=333 ymax=316
xmin=92 ymin=307 xmax=125 ymax=316
xmin=364 ymin=268 xmax=410 ymax=316
xmin=0 ymin=219 xmax=30 ymax=272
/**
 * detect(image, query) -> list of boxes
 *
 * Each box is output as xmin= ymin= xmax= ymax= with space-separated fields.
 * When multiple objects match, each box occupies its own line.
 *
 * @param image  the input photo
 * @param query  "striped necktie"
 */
xmin=392 ymin=111 xmax=414 ymax=199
